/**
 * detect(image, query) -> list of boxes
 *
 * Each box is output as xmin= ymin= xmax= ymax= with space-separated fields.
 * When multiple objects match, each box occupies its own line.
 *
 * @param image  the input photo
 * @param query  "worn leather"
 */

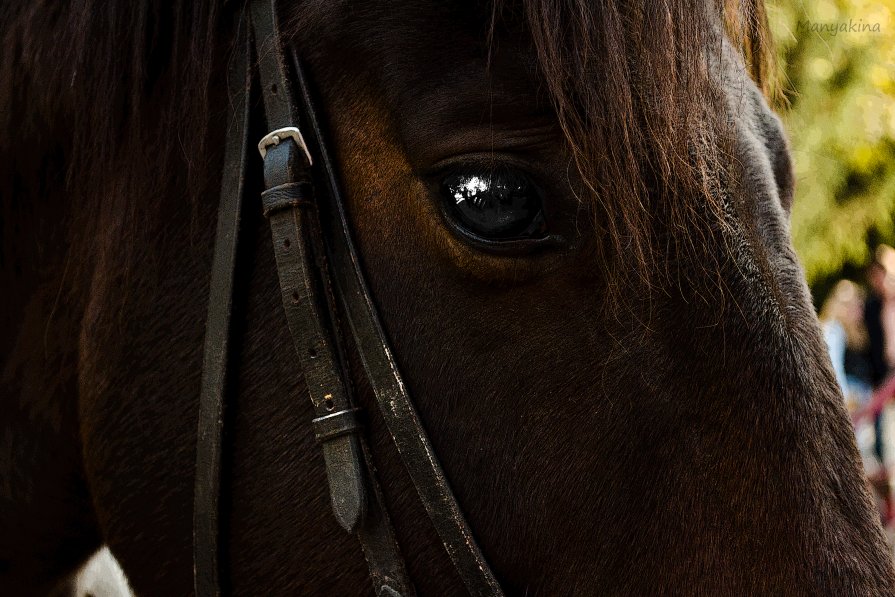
xmin=253 ymin=0 xmax=369 ymax=536
xmin=251 ymin=1 xmax=413 ymax=595
xmin=194 ymin=0 xmax=501 ymax=594
xmin=260 ymin=181 xmax=314 ymax=216
xmin=262 ymin=137 xmax=369 ymax=529
xmin=193 ymin=22 xmax=251 ymax=597
xmin=290 ymin=54 xmax=504 ymax=597
xmin=313 ymin=408 xmax=364 ymax=442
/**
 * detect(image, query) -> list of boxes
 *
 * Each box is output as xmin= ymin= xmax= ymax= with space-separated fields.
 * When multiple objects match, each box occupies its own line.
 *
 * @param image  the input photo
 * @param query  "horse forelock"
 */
xmin=494 ymin=0 xmax=776 ymax=295
xmin=0 ymin=0 xmax=773 ymax=293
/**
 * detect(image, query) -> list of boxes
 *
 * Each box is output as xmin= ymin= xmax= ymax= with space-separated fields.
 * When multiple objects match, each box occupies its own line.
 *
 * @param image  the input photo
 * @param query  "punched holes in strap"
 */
xmin=261 ymin=181 xmax=314 ymax=216
xmin=313 ymin=408 xmax=364 ymax=443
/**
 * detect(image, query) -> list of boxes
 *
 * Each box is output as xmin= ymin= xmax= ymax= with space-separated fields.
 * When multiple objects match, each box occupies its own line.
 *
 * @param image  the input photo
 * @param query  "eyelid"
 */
xmin=440 ymin=224 xmax=566 ymax=255
xmin=423 ymin=152 xmax=548 ymax=181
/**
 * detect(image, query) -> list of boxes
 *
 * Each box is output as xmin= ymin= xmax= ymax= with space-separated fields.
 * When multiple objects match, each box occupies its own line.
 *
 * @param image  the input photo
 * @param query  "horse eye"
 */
xmin=440 ymin=167 xmax=546 ymax=241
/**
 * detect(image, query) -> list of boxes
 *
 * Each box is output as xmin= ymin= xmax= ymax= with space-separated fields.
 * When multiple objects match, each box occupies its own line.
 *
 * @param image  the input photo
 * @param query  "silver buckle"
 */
xmin=257 ymin=126 xmax=313 ymax=165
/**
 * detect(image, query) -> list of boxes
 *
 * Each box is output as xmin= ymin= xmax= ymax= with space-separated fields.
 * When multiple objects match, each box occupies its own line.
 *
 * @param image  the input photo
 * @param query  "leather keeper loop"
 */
xmin=313 ymin=408 xmax=364 ymax=443
xmin=262 ymin=182 xmax=314 ymax=216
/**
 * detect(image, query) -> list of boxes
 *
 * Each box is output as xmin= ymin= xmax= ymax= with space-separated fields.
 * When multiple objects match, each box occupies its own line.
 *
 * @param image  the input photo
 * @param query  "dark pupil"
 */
xmin=443 ymin=170 xmax=541 ymax=238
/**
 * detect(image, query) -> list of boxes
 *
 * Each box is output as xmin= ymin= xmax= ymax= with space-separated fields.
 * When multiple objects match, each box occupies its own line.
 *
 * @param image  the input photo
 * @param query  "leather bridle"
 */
xmin=193 ymin=1 xmax=503 ymax=594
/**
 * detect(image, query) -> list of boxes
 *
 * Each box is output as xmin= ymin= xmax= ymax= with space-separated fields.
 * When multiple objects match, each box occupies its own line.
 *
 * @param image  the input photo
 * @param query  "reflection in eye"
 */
xmin=441 ymin=167 xmax=545 ymax=240
xmin=452 ymin=176 xmax=489 ymax=205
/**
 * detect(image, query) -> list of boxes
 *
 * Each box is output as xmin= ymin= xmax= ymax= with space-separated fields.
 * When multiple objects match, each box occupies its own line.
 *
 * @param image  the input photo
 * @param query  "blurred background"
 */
xmin=767 ymin=0 xmax=894 ymax=300
xmin=767 ymin=0 xmax=895 ymax=544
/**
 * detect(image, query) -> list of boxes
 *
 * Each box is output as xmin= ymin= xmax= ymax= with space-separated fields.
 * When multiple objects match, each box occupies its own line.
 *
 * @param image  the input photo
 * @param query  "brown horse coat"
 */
xmin=2 ymin=0 xmax=894 ymax=594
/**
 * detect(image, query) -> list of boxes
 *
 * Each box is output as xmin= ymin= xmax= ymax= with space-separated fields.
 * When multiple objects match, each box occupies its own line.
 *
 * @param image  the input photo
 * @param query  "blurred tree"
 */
xmin=767 ymin=0 xmax=895 ymax=301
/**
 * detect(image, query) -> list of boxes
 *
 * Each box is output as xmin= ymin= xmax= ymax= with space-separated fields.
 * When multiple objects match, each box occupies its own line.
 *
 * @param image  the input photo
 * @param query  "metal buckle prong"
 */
xmin=257 ymin=126 xmax=313 ymax=165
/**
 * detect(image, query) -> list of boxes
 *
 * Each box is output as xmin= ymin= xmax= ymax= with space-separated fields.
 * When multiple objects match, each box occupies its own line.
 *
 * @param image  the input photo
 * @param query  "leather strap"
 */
xmin=250 ymin=1 xmax=413 ymax=595
xmin=313 ymin=408 xmax=363 ymax=442
xmin=252 ymin=0 xmax=368 ymax=537
xmin=194 ymin=0 xmax=503 ymax=594
xmin=291 ymin=54 xmax=504 ymax=597
xmin=193 ymin=20 xmax=251 ymax=597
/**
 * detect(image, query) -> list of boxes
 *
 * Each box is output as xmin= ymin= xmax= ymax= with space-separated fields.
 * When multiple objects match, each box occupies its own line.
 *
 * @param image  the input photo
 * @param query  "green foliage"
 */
xmin=767 ymin=0 xmax=895 ymax=296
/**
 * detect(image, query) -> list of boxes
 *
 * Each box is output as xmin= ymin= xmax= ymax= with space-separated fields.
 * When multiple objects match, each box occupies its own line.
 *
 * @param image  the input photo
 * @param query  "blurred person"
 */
xmin=859 ymin=245 xmax=895 ymax=526
xmin=864 ymin=245 xmax=895 ymax=464
xmin=821 ymin=281 xmax=887 ymax=523
xmin=820 ymin=279 xmax=872 ymax=411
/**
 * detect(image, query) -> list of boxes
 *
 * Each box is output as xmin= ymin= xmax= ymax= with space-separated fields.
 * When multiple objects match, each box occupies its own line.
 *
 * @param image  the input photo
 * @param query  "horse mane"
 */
xmin=0 ymin=0 xmax=220 ymax=173
xmin=0 ymin=0 xmax=773 ymax=292
xmin=0 ymin=0 xmax=223 ymax=311
xmin=517 ymin=0 xmax=774 ymax=290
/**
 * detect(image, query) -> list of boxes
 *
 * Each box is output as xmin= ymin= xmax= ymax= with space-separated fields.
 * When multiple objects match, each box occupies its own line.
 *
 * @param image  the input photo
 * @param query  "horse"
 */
xmin=2 ymin=0 xmax=894 ymax=594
